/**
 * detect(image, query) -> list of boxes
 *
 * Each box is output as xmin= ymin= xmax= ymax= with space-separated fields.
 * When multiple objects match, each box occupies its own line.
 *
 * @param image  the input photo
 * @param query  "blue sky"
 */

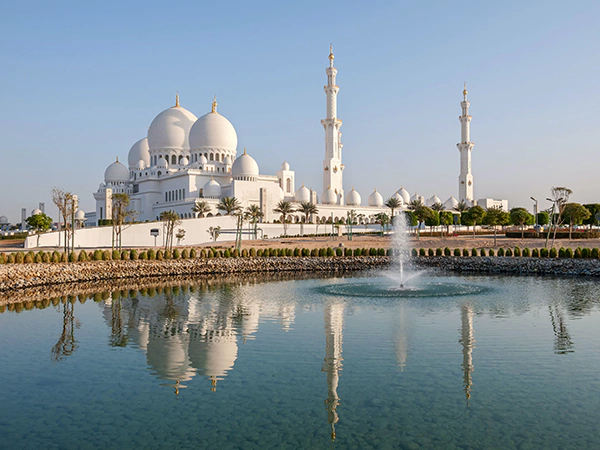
xmin=1 ymin=1 xmax=599 ymax=222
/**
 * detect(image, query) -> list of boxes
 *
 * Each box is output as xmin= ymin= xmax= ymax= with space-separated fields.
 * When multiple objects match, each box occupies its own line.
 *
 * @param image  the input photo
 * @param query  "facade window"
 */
xmin=210 ymin=154 xmax=214 ymax=161
xmin=286 ymin=178 xmax=291 ymax=192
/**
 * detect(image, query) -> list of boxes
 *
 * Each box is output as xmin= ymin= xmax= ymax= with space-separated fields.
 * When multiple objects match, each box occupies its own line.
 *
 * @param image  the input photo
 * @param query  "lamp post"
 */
xmin=530 ymin=197 xmax=538 ymax=227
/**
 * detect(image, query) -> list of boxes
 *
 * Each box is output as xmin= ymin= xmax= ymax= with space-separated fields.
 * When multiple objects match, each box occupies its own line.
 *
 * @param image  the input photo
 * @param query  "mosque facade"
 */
xmin=89 ymin=48 xmax=506 ymax=229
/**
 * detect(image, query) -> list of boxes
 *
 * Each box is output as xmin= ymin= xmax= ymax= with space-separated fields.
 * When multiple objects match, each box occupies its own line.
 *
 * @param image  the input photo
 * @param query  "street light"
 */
xmin=530 ymin=197 xmax=538 ymax=227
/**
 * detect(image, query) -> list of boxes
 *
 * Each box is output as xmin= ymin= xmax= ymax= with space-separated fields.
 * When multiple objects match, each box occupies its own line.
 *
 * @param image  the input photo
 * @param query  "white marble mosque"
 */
xmin=87 ymin=47 xmax=506 ymax=228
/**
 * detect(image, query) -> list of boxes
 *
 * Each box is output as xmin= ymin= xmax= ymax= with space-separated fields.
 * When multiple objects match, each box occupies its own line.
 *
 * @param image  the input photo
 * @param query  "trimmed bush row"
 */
xmin=0 ymin=247 xmax=394 ymax=264
xmin=412 ymin=247 xmax=600 ymax=259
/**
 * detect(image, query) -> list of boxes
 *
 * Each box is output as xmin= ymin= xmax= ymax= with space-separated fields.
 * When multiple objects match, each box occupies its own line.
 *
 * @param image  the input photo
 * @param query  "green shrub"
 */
xmin=7 ymin=254 xmax=15 ymax=264
xmin=234 ymin=249 xmax=241 ymax=258
xmin=540 ymin=248 xmax=548 ymax=258
xmin=181 ymin=249 xmax=189 ymax=259
xmin=68 ymin=252 xmax=76 ymax=263
xmin=120 ymin=250 xmax=129 ymax=261
xmin=367 ymin=248 xmax=375 ymax=256
xmin=164 ymin=249 xmax=172 ymax=260
xmin=574 ymin=247 xmax=582 ymax=259
xmin=61 ymin=253 xmax=68 ymax=262
xmin=427 ymin=248 xmax=433 ymax=257
xmin=470 ymin=248 xmax=477 ymax=257
xmin=497 ymin=248 xmax=505 ymax=256
xmin=480 ymin=248 xmax=486 ymax=257
xmin=310 ymin=248 xmax=318 ymax=257
xmin=0 ymin=253 xmax=5 ymax=264
xmin=174 ymin=249 xmax=181 ymax=259
xmin=93 ymin=250 xmax=102 ymax=261
xmin=156 ymin=250 xmax=164 ymax=260
xmin=52 ymin=251 xmax=61 ymax=262
xmin=343 ymin=248 xmax=351 ymax=257
xmin=223 ymin=249 xmax=231 ymax=258
xmin=354 ymin=248 xmax=362 ymax=257
xmin=77 ymin=251 xmax=87 ymax=262
xmin=242 ymin=249 xmax=248 ymax=257
xmin=550 ymin=248 xmax=558 ymax=258
xmin=454 ymin=248 xmax=461 ymax=256
xmin=581 ymin=248 xmax=590 ymax=258
xmin=326 ymin=247 xmax=335 ymax=257
xmin=489 ymin=249 xmax=495 ymax=256
xmin=147 ymin=249 xmax=156 ymax=260
xmin=128 ymin=249 xmax=137 ymax=260
xmin=207 ymin=249 xmax=215 ymax=258
xmin=592 ymin=248 xmax=599 ymax=258
xmin=218 ymin=250 xmax=224 ymax=257
xmin=102 ymin=250 xmax=110 ymax=260
xmin=256 ymin=249 xmax=263 ymax=257
xmin=531 ymin=248 xmax=539 ymax=257
xmin=334 ymin=247 xmax=342 ymax=257
xmin=378 ymin=248 xmax=385 ymax=256
xmin=505 ymin=248 xmax=513 ymax=257
xmin=249 ymin=248 xmax=256 ymax=257
xmin=286 ymin=248 xmax=293 ymax=257
xmin=110 ymin=249 xmax=118 ymax=260
xmin=33 ymin=253 xmax=42 ymax=263
xmin=436 ymin=248 xmax=443 ymax=256
xmin=190 ymin=248 xmax=197 ymax=258
xmin=15 ymin=252 xmax=24 ymax=263
xmin=385 ymin=248 xmax=392 ymax=256
xmin=514 ymin=247 xmax=521 ymax=257
xmin=444 ymin=247 xmax=451 ymax=256
xmin=277 ymin=248 xmax=284 ymax=257
xmin=139 ymin=251 xmax=147 ymax=260
xmin=463 ymin=248 xmax=469 ymax=257
xmin=565 ymin=248 xmax=574 ymax=258
xmin=419 ymin=248 xmax=426 ymax=256
xmin=559 ymin=247 xmax=566 ymax=258
xmin=522 ymin=248 xmax=530 ymax=257
xmin=302 ymin=248 xmax=310 ymax=257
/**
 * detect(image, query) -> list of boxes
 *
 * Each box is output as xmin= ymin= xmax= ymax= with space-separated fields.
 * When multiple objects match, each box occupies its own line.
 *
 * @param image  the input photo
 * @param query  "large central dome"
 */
xmin=147 ymin=100 xmax=198 ymax=151
xmin=189 ymin=100 xmax=237 ymax=152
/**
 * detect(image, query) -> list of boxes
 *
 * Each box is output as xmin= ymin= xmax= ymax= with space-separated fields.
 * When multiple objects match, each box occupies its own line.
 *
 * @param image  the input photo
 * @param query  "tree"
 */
xmin=423 ymin=207 xmax=440 ymax=234
xmin=217 ymin=197 xmax=242 ymax=215
xmin=537 ymin=211 xmax=550 ymax=226
xmin=245 ymin=204 xmax=264 ymax=239
xmin=208 ymin=226 xmax=221 ymax=242
xmin=407 ymin=200 xmax=433 ymax=239
xmin=274 ymin=200 xmax=294 ymax=236
xmin=548 ymin=186 xmax=572 ymax=249
xmin=453 ymin=200 xmax=470 ymax=226
xmin=464 ymin=206 xmax=486 ymax=238
xmin=112 ymin=193 xmax=136 ymax=250
xmin=374 ymin=212 xmax=390 ymax=236
xmin=483 ymin=206 xmax=510 ymax=247
xmin=175 ymin=229 xmax=186 ymax=245
xmin=191 ymin=200 xmax=211 ymax=218
xmin=582 ymin=204 xmax=600 ymax=228
xmin=297 ymin=201 xmax=319 ymax=224
xmin=160 ymin=210 xmax=182 ymax=251
xmin=51 ymin=187 xmax=74 ymax=254
xmin=440 ymin=211 xmax=454 ymax=237
xmin=510 ymin=207 xmax=534 ymax=239
xmin=562 ymin=203 xmax=591 ymax=239
xmin=26 ymin=213 xmax=53 ymax=247
xmin=384 ymin=197 xmax=402 ymax=225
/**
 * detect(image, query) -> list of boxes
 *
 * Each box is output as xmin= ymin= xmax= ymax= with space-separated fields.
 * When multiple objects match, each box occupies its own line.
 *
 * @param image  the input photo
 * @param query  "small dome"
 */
xmin=295 ymin=185 xmax=310 ymax=203
xmin=136 ymin=159 xmax=146 ymax=170
xmin=189 ymin=109 xmax=238 ymax=152
xmin=128 ymin=138 xmax=150 ymax=169
xmin=426 ymin=194 xmax=442 ymax=207
xmin=231 ymin=150 xmax=259 ymax=180
xmin=321 ymin=188 xmax=337 ymax=205
xmin=0 ymin=216 xmax=8 ymax=225
xmin=223 ymin=155 xmax=232 ymax=166
xmin=156 ymin=157 xmax=168 ymax=169
xmin=368 ymin=189 xmax=384 ymax=207
xmin=391 ymin=192 xmax=404 ymax=205
xmin=444 ymin=196 xmax=459 ymax=211
xmin=410 ymin=193 xmax=425 ymax=204
xmin=199 ymin=154 xmax=208 ymax=165
xmin=346 ymin=188 xmax=362 ymax=206
xmin=180 ymin=156 xmax=189 ymax=166
xmin=31 ymin=208 xmax=42 ymax=216
xmin=397 ymin=187 xmax=410 ymax=204
xmin=104 ymin=159 xmax=130 ymax=183
xmin=281 ymin=161 xmax=290 ymax=171
xmin=75 ymin=210 xmax=85 ymax=220
xmin=203 ymin=178 xmax=221 ymax=199
xmin=148 ymin=104 xmax=197 ymax=151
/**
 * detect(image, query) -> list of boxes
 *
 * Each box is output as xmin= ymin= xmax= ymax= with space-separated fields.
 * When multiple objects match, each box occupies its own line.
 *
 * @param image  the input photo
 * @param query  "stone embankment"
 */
xmin=413 ymin=256 xmax=600 ymax=276
xmin=0 ymin=257 xmax=389 ymax=293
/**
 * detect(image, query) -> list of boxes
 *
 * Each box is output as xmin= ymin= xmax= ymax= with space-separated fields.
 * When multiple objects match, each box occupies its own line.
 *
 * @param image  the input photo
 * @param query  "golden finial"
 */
xmin=211 ymin=95 xmax=217 ymax=113
xmin=243 ymin=148 xmax=247 ymax=155
xmin=116 ymin=156 xmax=119 ymax=163
xmin=463 ymin=82 xmax=468 ymax=98
xmin=175 ymin=91 xmax=180 ymax=108
xmin=329 ymin=44 xmax=334 ymax=61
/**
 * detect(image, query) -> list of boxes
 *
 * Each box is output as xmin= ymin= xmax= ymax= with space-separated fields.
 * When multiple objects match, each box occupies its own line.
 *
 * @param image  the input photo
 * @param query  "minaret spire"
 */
xmin=211 ymin=95 xmax=218 ymax=113
xmin=321 ymin=46 xmax=344 ymax=205
xmin=457 ymin=83 xmax=474 ymax=203
xmin=175 ymin=91 xmax=180 ymax=108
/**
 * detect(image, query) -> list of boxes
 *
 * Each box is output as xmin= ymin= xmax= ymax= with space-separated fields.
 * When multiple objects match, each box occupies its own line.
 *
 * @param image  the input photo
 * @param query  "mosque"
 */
xmin=89 ymin=47 xmax=506 ymax=229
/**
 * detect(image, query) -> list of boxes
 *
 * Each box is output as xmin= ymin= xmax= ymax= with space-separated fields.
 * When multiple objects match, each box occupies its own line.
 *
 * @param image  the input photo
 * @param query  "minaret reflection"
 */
xmin=395 ymin=305 xmax=409 ymax=371
xmin=459 ymin=303 xmax=475 ymax=405
xmin=549 ymin=304 xmax=574 ymax=354
xmin=322 ymin=301 xmax=344 ymax=442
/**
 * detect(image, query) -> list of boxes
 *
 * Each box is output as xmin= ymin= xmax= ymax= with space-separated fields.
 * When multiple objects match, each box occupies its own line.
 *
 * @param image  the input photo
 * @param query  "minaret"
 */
xmin=321 ymin=45 xmax=344 ymax=205
xmin=457 ymin=83 xmax=474 ymax=203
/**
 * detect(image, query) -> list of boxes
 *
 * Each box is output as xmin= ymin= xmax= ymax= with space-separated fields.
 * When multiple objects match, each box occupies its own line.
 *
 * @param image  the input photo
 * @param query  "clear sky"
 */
xmin=1 ymin=0 xmax=599 ymax=223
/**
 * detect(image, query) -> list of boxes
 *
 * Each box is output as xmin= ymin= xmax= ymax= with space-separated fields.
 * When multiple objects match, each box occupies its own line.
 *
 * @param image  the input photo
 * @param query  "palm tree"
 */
xmin=374 ymin=212 xmax=390 ymax=237
xmin=407 ymin=199 xmax=426 ymax=239
xmin=217 ymin=196 xmax=242 ymax=215
xmin=191 ymin=200 xmax=211 ymax=218
xmin=245 ymin=204 xmax=264 ymax=239
xmin=297 ymin=201 xmax=319 ymax=224
xmin=453 ymin=200 xmax=470 ymax=231
xmin=385 ymin=197 xmax=402 ymax=226
xmin=430 ymin=202 xmax=444 ymax=235
xmin=274 ymin=200 xmax=294 ymax=236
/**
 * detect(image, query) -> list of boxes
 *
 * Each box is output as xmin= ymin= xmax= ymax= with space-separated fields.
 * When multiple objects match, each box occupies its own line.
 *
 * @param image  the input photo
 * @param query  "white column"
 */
xmin=457 ymin=84 xmax=474 ymax=202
